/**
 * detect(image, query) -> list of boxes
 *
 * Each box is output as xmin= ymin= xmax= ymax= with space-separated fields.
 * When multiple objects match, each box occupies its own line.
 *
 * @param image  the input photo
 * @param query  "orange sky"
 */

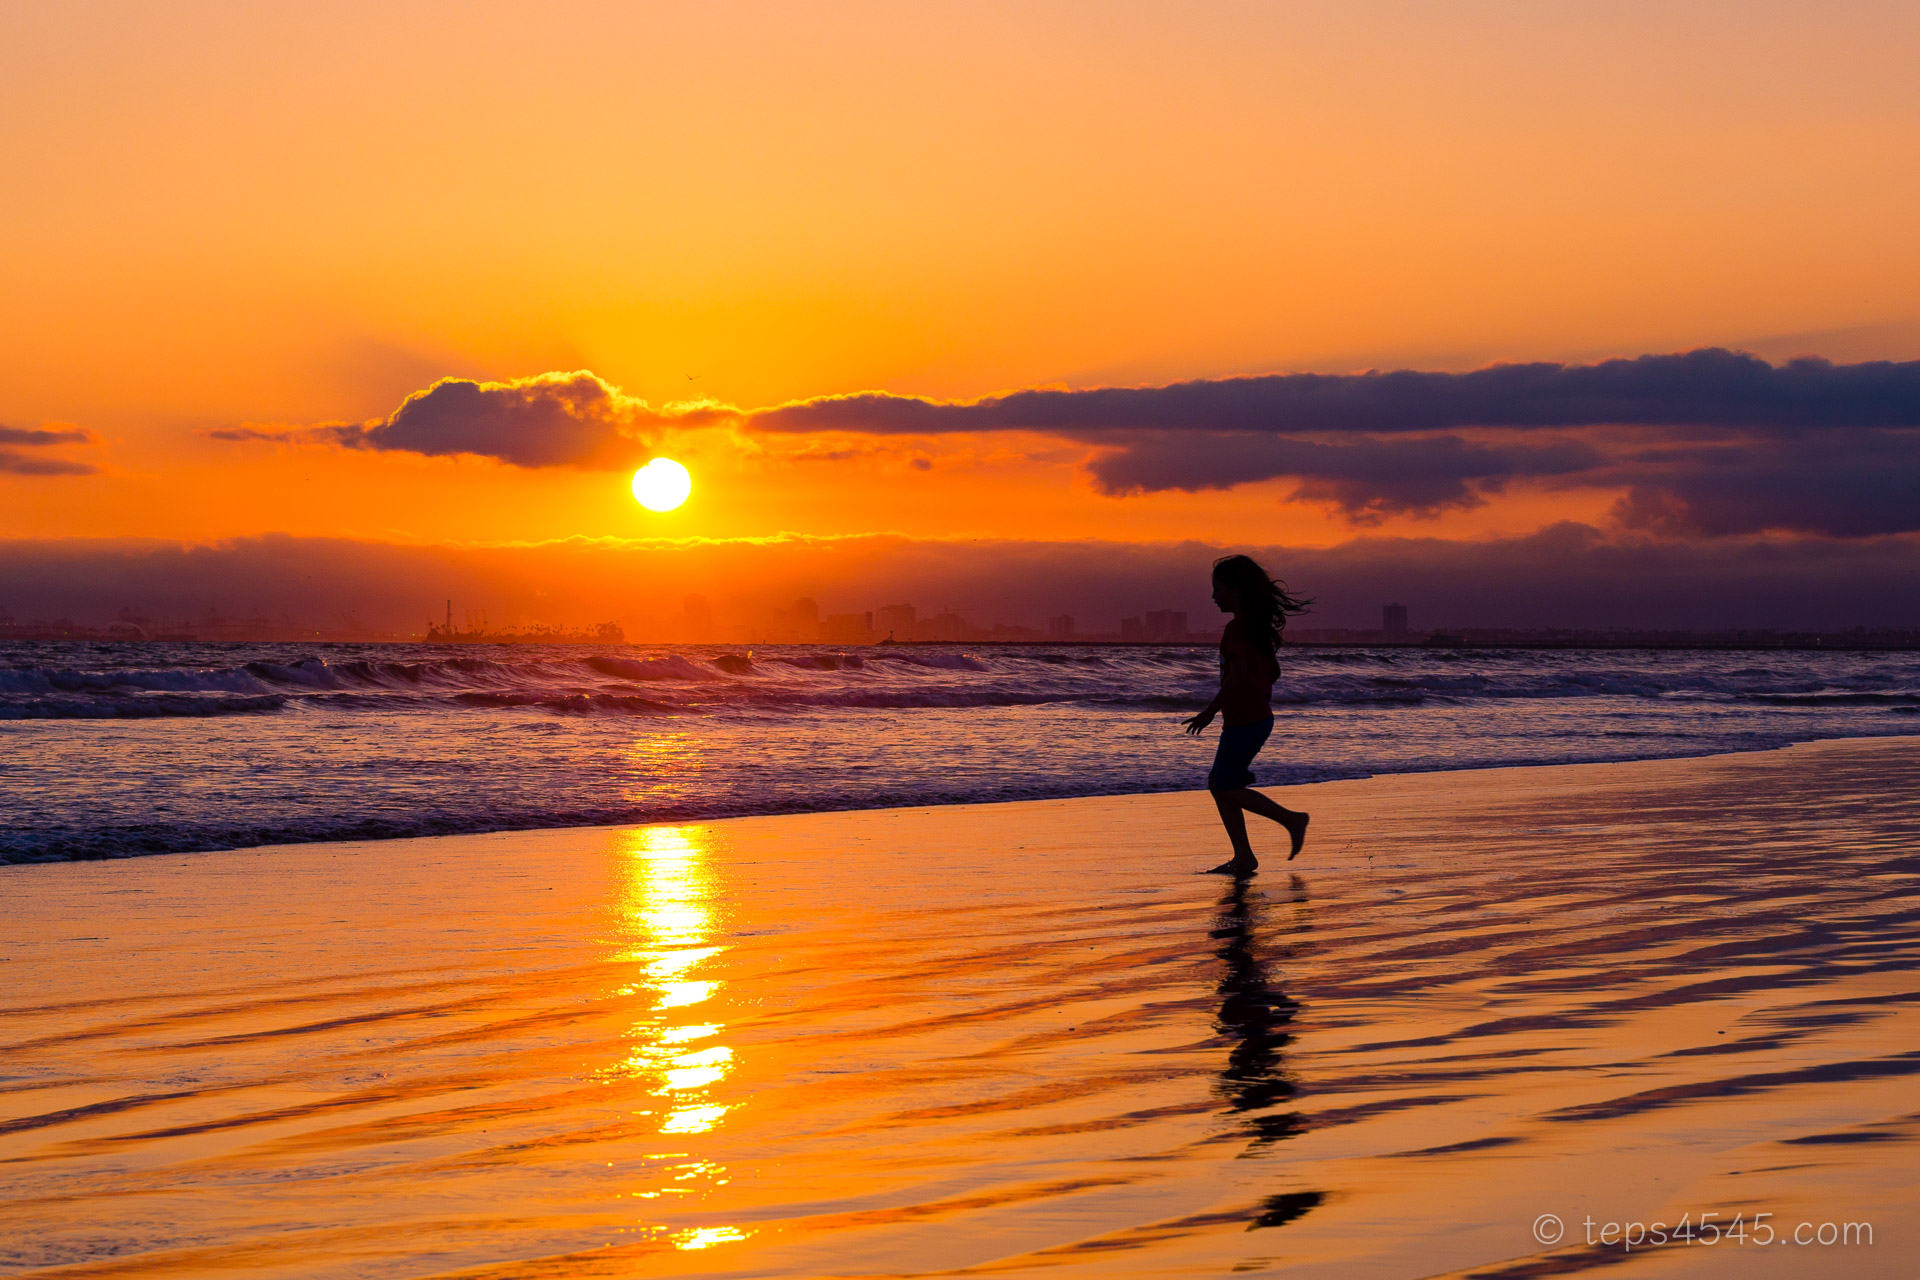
xmin=4 ymin=1 xmax=1918 ymax=548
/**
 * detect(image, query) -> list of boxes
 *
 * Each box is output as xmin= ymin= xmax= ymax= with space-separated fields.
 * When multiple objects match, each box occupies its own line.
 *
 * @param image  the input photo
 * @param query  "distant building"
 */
xmin=873 ymin=603 xmax=916 ymax=640
xmin=1144 ymin=609 xmax=1188 ymax=641
xmin=1383 ymin=603 xmax=1410 ymax=638
xmin=916 ymin=608 xmax=973 ymax=643
xmin=1120 ymin=616 xmax=1145 ymax=640
xmin=765 ymin=596 xmax=822 ymax=641
xmin=1047 ymin=614 xmax=1075 ymax=639
xmin=821 ymin=612 xmax=872 ymax=643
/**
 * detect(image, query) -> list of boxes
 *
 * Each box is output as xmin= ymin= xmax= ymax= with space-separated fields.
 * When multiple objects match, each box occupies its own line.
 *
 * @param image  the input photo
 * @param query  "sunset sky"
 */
xmin=4 ymin=1 xmax=1919 ymax=626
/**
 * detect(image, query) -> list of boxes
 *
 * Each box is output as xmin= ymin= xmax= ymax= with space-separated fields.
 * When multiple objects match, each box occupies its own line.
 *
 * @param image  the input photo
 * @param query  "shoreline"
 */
xmin=7 ymin=727 xmax=1918 ymax=867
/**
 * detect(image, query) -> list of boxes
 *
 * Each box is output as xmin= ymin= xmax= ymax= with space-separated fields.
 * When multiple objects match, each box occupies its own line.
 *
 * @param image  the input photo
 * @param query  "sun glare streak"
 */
xmin=662 ymin=1104 xmax=730 ymax=1134
xmin=665 ymin=1064 xmax=728 ymax=1091
xmin=676 ymin=1225 xmax=749 ymax=1251
xmin=606 ymin=823 xmax=745 ymax=1237
xmin=649 ymin=945 xmax=721 ymax=979
xmin=660 ymin=980 xmax=717 ymax=1008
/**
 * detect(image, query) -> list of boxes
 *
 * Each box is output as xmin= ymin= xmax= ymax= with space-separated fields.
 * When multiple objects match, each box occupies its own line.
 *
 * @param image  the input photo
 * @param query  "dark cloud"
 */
xmin=326 ymin=372 xmax=657 ymax=468
xmin=1087 ymin=434 xmax=1603 ymax=521
xmin=0 ymin=425 xmax=91 ymax=446
xmin=0 ymin=422 xmax=97 ymax=476
xmin=204 ymin=427 xmax=293 ymax=443
xmin=746 ymin=349 xmax=1920 ymax=535
xmin=750 ymin=349 xmax=1920 ymax=436
xmin=1609 ymin=431 xmax=1920 ymax=538
xmin=1083 ymin=427 xmax=1920 ymax=534
xmin=0 ymin=450 xmax=96 ymax=476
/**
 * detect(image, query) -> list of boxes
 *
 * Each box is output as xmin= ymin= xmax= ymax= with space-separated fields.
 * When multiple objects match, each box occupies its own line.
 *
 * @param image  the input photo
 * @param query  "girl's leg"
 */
xmin=1222 ymin=787 xmax=1310 ymax=859
xmin=1233 ymin=788 xmax=1299 ymax=824
xmin=1208 ymin=790 xmax=1258 ymax=873
xmin=1205 ymin=722 xmax=1284 ymax=872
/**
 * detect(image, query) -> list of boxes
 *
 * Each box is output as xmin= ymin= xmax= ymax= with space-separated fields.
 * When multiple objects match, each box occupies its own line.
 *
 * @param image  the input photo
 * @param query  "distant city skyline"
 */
xmin=5 ymin=526 xmax=1918 ymax=643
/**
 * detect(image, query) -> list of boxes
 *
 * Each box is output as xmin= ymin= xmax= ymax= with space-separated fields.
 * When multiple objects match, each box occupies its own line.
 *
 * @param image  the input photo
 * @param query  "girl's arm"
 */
xmin=1184 ymin=628 xmax=1243 ymax=734
xmin=1182 ymin=688 xmax=1224 ymax=735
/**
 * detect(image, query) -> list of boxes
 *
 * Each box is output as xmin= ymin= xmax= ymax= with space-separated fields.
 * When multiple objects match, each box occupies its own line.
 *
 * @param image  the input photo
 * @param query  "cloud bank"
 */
xmin=742 ymin=350 xmax=1920 ymax=534
xmin=1084 ymin=435 xmax=1606 ymax=522
xmin=228 ymin=350 xmax=1920 ymax=537
xmin=749 ymin=349 xmax=1920 ymax=435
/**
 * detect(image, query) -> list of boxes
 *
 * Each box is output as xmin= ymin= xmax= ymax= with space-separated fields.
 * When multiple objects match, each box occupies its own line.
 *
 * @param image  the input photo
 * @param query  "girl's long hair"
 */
xmin=1212 ymin=554 xmax=1312 ymax=655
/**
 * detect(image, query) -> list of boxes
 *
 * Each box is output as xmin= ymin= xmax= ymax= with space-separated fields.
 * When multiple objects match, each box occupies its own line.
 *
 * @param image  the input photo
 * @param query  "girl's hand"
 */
xmin=1183 ymin=710 xmax=1214 ymax=735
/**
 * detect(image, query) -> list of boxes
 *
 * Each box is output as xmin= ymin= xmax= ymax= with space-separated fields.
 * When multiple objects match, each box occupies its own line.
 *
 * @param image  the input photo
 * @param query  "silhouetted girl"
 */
xmin=1183 ymin=554 xmax=1311 ymax=874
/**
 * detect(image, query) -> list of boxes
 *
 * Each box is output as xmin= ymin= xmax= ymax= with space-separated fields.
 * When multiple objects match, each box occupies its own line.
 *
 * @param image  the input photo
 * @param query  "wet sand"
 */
xmin=3 ymin=737 xmax=1917 ymax=1278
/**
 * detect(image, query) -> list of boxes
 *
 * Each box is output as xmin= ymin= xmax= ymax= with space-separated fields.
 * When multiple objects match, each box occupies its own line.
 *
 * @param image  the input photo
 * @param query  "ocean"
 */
xmin=5 ymin=640 xmax=1917 ymax=862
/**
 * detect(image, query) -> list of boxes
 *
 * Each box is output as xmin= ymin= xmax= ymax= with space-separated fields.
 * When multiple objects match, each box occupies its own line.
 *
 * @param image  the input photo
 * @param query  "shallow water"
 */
xmin=5 ymin=640 xmax=1918 ymax=860
xmin=3 ymin=739 xmax=1916 ymax=1276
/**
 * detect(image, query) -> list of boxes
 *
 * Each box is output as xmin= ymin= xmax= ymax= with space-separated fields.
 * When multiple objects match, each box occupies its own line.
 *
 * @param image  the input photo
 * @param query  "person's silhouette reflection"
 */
xmin=1212 ymin=874 xmax=1324 ymax=1227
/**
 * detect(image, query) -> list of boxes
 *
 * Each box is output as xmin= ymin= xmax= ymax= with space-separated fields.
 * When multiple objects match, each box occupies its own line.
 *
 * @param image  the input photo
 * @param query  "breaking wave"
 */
xmin=5 ymin=644 xmax=1916 ymax=722
xmin=0 ymin=693 xmax=288 ymax=720
xmin=6 ymin=639 xmax=1917 ymax=862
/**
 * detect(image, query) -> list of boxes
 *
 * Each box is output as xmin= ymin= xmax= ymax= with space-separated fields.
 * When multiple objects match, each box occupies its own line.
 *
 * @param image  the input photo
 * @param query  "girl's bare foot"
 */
xmin=1284 ymin=813 xmax=1310 ymax=860
xmin=1204 ymin=857 xmax=1258 ymax=876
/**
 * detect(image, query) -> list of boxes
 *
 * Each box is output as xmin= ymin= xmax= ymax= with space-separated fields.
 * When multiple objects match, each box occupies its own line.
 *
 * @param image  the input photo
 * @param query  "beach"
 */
xmin=3 ymin=736 xmax=1916 ymax=1277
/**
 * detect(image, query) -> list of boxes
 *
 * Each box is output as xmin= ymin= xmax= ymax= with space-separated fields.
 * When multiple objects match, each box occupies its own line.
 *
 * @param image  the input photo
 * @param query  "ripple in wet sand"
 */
xmin=2 ymin=738 xmax=1916 ymax=1276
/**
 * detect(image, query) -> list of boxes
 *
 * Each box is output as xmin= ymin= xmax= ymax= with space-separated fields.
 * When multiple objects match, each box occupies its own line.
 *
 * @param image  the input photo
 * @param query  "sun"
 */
xmin=631 ymin=458 xmax=692 ymax=512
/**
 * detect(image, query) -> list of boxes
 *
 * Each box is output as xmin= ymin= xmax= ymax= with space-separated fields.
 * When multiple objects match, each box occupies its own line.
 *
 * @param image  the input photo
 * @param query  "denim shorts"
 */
xmin=1207 ymin=718 xmax=1273 ymax=792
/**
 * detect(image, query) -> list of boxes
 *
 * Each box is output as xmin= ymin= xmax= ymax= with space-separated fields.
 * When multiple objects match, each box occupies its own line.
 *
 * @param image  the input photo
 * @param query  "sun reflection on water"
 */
xmin=662 ymin=1104 xmax=729 ymax=1134
xmin=606 ymin=824 xmax=746 ymax=1248
xmin=676 ymin=1225 xmax=748 ymax=1250
xmin=658 ymin=980 xmax=717 ymax=1008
